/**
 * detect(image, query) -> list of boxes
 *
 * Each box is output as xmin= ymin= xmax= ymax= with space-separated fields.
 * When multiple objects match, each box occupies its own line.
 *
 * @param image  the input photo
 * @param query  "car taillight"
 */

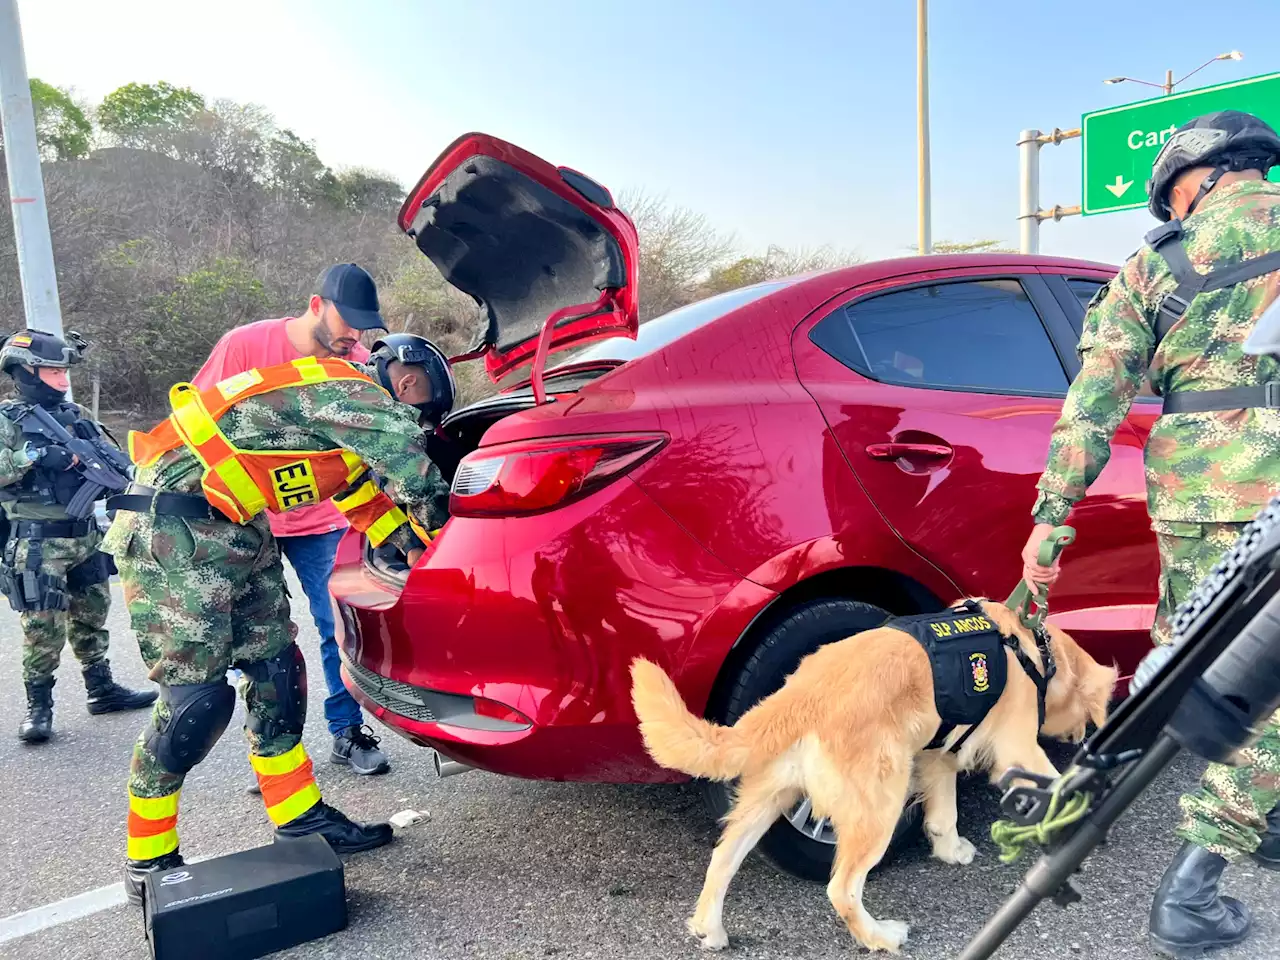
xmin=449 ymin=433 xmax=667 ymax=518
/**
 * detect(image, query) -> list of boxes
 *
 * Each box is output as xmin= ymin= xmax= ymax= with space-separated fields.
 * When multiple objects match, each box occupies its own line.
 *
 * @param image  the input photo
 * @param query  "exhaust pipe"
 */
xmin=433 ymin=750 xmax=473 ymax=779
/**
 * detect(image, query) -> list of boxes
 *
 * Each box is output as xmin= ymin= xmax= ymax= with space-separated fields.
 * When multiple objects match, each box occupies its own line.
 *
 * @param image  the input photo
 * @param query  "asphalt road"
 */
xmin=1 ymin=573 xmax=1278 ymax=960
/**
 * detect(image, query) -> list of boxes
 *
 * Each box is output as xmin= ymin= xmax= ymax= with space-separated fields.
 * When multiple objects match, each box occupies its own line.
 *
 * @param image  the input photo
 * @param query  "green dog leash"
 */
xmin=990 ymin=523 xmax=1082 ymax=863
xmin=1004 ymin=525 xmax=1076 ymax=632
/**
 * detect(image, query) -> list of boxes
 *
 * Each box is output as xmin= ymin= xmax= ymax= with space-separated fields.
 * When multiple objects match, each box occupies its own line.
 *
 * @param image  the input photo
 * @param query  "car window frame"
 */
xmin=1042 ymin=271 xmax=1164 ymax=405
xmin=806 ymin=271 xmax=1077 ymax=400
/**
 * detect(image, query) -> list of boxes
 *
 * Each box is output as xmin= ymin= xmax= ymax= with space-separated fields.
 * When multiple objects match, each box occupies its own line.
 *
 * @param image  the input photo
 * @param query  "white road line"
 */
xmin=0 ymin=855 xmax=212 ymax=944
xmin=0 ymin=881 xmax=127 ymax=944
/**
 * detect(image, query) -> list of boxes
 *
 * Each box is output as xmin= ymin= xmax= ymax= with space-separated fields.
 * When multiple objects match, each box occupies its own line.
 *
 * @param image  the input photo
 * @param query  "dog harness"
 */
xmin=888 ymin=600 xmax=1057 ymax=755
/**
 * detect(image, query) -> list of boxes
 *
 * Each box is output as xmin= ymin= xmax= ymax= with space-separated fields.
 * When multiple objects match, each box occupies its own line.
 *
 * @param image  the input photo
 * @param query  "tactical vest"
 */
xmin=0 ymin=401 xmax=91 ymax=508
xmin=127 ymin=357 xmax=411 ymax=546
xmin=1145 ymin=219 xmax=1280 ymax=414
xmin=890 ymin=600 xmax=1055 ymax=754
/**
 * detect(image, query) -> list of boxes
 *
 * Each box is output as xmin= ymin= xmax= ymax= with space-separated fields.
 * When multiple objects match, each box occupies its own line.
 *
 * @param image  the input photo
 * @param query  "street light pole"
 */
xmin=916 ymin=0 xmax=931 ymax=255
xmin=0 ymin=0 xmax=65 ymax=341
xmin=1103 ymin=52 xmax=1244 ymax=98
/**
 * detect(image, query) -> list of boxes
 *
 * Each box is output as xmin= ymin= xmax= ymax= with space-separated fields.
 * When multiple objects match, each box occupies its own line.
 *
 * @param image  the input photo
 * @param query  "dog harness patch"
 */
xmin=889 ymin=601 xmax=1010 ymax=752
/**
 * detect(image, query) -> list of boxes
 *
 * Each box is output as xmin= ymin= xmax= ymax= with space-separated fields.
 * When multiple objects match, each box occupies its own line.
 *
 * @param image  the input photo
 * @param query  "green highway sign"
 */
xmin=1082 ymin=71 xmax=1280 ymax=216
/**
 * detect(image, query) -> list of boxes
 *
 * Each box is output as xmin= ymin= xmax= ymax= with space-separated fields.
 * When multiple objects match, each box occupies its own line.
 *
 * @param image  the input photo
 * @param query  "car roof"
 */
xmin=775 ymin=252 xmax=1118 ymax=302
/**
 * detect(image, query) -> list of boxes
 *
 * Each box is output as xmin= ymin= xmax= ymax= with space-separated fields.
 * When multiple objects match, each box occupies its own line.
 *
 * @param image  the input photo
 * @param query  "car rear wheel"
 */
xmin=702 ymin=597 xmax=924 ymax=883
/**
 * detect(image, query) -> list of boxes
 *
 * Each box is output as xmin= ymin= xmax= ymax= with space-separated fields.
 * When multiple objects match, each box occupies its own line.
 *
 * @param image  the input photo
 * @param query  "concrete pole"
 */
xmin=916 ymin=0 xmax=931 ymax=254
xmin=1018 ymin=129 xmax=1041 ymax=255
xmin=0 ymin=0 xmax=64 ymax=340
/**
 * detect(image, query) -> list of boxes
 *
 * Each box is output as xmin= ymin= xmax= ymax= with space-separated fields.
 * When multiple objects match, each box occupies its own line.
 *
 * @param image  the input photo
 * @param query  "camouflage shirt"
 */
xmin=1033 ymin=179 xmax=1280 ymax=527
xmin=103 ymin=372 xmax=450 ymax=554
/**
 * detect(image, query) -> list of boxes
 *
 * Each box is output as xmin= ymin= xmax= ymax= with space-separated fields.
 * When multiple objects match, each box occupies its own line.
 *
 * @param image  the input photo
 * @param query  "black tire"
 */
xmin=701 ymin=597 xmax=924 ymax=883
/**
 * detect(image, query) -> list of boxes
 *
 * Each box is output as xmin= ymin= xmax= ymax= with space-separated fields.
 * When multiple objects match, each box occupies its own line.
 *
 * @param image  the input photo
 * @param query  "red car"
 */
xmin=332 ymin=134 xmax=1160 ymax=881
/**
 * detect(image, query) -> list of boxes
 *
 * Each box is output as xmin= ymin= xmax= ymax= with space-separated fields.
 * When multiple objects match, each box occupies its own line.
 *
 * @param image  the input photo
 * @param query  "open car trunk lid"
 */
xmin=398 ymin=133 xmax=640 ymax=385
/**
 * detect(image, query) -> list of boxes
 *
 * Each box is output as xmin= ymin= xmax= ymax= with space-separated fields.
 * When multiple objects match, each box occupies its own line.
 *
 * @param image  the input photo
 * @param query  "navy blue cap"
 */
xmin=315 ymin=263 xmax=386 ymax=331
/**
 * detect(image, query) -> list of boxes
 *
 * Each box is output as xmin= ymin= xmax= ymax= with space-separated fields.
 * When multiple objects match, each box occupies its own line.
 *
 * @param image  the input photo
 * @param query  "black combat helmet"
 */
xmin=0 ymin=330 xmax=87 ymax=407
xmin=1147 ymin=110 xmax=1280 ymax=221
xmin=367 ymin=333 xmax=457 ymax=426
xmin=0 ymin=329 xmax=87 ymax=373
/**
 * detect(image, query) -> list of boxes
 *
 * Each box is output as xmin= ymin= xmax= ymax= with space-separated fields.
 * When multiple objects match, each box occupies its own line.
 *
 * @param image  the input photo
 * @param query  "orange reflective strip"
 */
xmin=128 ymin=810 xmax=179 ymax=838
xmin=256 ymin=760 xmax=318 ymax=809
xmin=127 ymin=790 xmax=181 ymax=860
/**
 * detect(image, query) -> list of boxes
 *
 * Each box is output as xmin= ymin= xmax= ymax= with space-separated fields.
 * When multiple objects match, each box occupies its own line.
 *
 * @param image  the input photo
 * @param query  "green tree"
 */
xmin=98 ymin=81 xmax=205 ymax=150
xmin=28 ymin=79 xmax=92 ymax=161
xmin=265 ymin=128 xmax=341 ymax=204
xmin=334 ymin=167 xmax=405 ymax=212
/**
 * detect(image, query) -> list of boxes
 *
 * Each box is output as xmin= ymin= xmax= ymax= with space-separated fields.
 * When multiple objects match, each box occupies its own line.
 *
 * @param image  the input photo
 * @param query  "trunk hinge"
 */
xmin=530 ymin=290 xmax=615 ymax=405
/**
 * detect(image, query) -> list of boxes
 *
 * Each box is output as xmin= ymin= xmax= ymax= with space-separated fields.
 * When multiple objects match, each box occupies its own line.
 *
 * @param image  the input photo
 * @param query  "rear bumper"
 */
xmin=331 ymin=478 xmax=755 ymax=783
xmin=341 ymin=646 xmax=685 ymax=782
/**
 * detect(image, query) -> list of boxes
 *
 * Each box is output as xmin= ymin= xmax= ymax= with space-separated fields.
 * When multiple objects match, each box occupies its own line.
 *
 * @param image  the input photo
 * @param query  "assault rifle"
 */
xmin=21 ymin=405 xmax=133 ymax=518
xmin=957 ymin=496 xmax=1280 ymax=959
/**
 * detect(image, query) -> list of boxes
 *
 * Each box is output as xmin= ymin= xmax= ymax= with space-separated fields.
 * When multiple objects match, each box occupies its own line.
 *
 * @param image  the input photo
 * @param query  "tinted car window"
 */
xmin=558 ymin=279 xmax=794 ymax=367
xmin=1068 ymin=278 xmax=1105 ymax=311
xmin=1066 ymin=277 xmax=1159 ymax=401
xmin=810 ymin=278 xmax=1069 ymax=395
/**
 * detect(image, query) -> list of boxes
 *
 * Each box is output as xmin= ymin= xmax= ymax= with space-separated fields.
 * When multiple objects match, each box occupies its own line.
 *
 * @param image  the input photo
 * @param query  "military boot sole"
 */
xmin=276 ymin=824 xmax=394 ymax=855
xmin=17 ymin=726 xmax=51 ymax=744
xmin=1150 ymin=928 xmax=1252 ymax=960
xmin=87 ymin=691 xmax=158 ymax=715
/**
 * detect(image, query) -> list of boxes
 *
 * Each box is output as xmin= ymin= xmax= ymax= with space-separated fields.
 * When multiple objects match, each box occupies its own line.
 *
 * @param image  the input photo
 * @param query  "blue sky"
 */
xmin=16 ymin=0 xmax=1280 ymax=266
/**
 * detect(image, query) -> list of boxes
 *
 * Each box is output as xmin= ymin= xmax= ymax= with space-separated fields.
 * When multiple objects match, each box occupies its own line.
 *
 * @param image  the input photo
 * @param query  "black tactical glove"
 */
xmin=40 ymin=447 xmax=75 ymax=472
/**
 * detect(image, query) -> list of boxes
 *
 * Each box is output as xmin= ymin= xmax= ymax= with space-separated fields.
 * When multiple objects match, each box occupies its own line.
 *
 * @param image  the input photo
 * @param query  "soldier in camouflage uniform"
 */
xmin=1020 ymin=111 xmax=1280 ymax=958
xmin=105 ymin=333 xmax=454 ymax=904
xmin=0 ymin=330 xmax=156 ymax=744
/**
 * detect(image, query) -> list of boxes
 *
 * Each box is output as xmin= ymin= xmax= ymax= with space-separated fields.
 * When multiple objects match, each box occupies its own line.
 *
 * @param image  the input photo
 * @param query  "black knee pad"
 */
xmin=240 ymin=642 xmax=308 ymax=741
xmin=145 ymin=680 xmax=235 ymax=775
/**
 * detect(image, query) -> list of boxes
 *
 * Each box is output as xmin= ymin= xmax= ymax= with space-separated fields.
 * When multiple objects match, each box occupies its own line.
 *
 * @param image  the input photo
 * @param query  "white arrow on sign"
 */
xmin=1105 ymin=175 xmax=1134 ymax=198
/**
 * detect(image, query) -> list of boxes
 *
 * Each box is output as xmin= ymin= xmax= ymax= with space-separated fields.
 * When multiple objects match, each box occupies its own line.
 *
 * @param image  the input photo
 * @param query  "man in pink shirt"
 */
xmin=192 ymin=263 xmax=391 ymax=778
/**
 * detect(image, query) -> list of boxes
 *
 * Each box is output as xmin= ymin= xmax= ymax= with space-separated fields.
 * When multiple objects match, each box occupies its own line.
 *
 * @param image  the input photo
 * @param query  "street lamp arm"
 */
xmin=1174 ymin=57 xmax=1225 ymax=89
xmin=1106 ymin=76 xmax=1169 ymax=91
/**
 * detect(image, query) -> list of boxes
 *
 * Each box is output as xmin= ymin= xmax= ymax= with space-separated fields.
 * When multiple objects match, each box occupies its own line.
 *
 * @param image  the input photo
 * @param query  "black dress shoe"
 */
xmin=274 ymin=801 xmax=393 ymax=854
xmin=1149 ymin=843 xmax=1251 ymax=959
xmin=1251 ymin=805 xmax=1280 ymax=870
xmin=124 ymin=850 xmax=186 ymax=906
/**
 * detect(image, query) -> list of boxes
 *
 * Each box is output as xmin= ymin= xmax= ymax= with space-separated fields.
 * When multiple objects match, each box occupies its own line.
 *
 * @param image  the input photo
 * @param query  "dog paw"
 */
xmin=868 ymin=919 xmax=910 ymax=953
xmin=860 ymin=916 xmax=911 ymax=957
xmin=932 ymin=833 xmax=977 ymax=865
xmin=687 ymin=917 xmax=728 ymax=951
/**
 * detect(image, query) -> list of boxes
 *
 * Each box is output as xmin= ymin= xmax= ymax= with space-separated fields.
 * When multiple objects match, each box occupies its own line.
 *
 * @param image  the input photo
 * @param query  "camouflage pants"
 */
xmin=1153 ymin=519 xmax=1280 ymax=861
xmin=110 ymin=512 xmax=303 ymax=800
xmin=10 ymin=531 xmax=110 ymax=683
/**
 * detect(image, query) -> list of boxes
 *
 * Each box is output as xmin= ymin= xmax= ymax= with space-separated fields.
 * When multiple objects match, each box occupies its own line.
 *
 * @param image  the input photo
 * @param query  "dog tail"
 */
xmin=629 ymin=657 xmax=751 ymax=781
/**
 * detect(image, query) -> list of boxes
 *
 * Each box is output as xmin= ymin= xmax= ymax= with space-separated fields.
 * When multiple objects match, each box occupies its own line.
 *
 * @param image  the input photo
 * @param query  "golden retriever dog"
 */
xmin=629 ymin=598 xmax=1117 ymax=954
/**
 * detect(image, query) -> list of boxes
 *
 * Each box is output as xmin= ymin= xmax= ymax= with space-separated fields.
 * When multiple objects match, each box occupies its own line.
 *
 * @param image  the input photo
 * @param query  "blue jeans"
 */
xmin=278 ymin=530 xmax=364 ymax=737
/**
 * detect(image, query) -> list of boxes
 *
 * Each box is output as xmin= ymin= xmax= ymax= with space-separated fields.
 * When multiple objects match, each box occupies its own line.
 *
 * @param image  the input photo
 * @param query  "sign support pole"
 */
xmin=1018 ymin=129 xmax=1041 ymax=254
xmin=0 ymin=0 xmax=64 ymax=341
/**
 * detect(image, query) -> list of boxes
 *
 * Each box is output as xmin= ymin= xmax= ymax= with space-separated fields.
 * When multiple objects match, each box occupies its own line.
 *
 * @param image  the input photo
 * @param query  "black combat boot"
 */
xmin=18 ymin=678 xmax=54 ymax=743
xmin=1149 ymin=843 xmax=1251 ymax=958
xmin=274 ymin=801 xmax=393 ymax=854
xmin=82 ymin=660 xmax=158 ymax=715
xmin=1251 ymin=805 xmax=1280 ymax=869
xmin=124 ymin=850 xmax=186 ymax=906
